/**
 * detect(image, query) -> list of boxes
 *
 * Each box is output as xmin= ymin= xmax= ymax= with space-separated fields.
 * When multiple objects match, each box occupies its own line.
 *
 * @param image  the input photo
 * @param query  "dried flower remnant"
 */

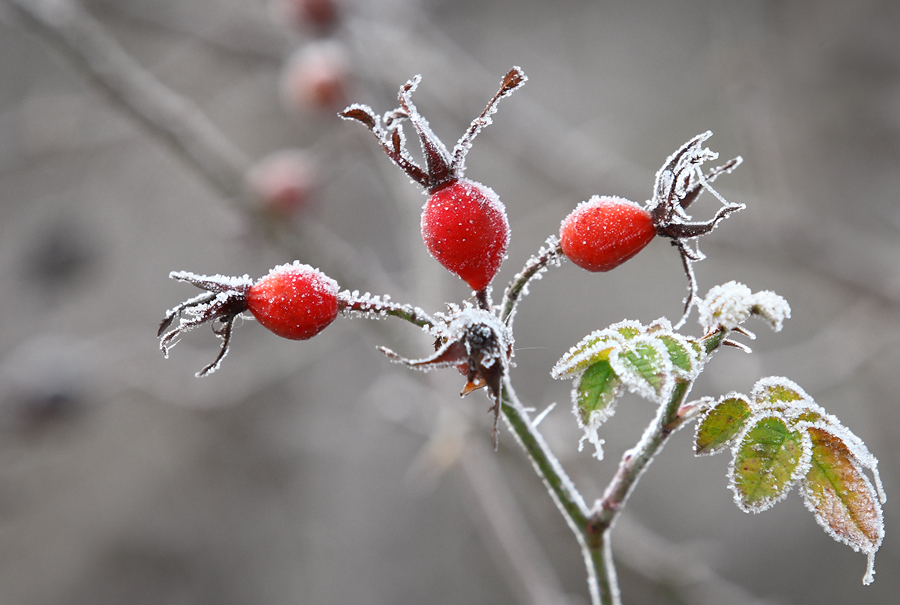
xmin=378 ymin=303 xmax=514 ymax=448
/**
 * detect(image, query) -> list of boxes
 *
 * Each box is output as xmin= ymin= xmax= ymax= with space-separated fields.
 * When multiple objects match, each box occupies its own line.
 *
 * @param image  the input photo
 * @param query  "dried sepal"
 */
xmin=377 ymin=304 xmax=513 ymax=448
xmin=340 ymin=67 xmax=526 ymax=193
xmin=645 ymin=133 xmax=745 ymax=322
xmin=158 ymin=271 xmax=253 ymax=376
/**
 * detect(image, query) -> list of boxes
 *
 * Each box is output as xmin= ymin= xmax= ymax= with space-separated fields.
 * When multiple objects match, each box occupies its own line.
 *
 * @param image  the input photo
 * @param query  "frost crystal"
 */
xmin=337 ymin=290 xmax=432 ymax=327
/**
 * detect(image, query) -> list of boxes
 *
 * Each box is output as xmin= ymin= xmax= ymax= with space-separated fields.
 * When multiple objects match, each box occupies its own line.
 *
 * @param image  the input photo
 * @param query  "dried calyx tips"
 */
xmin=378 ymin=303 xmax=514 ymax=449
xmin=158 ymin=263 xmax=338 ymax=376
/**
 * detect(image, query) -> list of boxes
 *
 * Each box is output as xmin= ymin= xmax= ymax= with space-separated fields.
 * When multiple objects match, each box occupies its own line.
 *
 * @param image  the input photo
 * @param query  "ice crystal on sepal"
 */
xmin=377 ymin=302 xmax=513 ymax=448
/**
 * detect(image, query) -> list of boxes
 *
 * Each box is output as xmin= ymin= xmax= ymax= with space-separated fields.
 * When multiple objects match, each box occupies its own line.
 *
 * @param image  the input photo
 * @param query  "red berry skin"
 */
xmin=560 ymin=195 xmax=656 ymax=272
xmin=420 ymin=178 xmax=510 ymax=291
xmin=247 ymin=263 xmax=339 ymax=340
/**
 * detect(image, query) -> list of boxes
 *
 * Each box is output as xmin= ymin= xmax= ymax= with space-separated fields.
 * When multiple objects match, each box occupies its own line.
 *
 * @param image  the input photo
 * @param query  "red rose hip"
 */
xmin=248 ymin=262 xmax=339 ymax=340
xmin=159 ymin=263 xmax=340 ymax=375
xmin=340 ymin=68 xmax=527 ymax=296
xmin=560 ymin=195 xmax=656 ymax=272
xmin=421 ymin=179 xmax=509 ymax=291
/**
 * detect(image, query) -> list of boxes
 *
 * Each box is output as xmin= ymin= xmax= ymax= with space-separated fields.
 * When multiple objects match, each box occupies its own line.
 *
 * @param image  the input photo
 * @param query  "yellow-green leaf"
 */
xmin=753 ymin=377 xmax=806 ymax=407
xmin=695 ymin=396 xmax=751 ymax=455
xmin=573 ymin=361 xmax=621 ymax=425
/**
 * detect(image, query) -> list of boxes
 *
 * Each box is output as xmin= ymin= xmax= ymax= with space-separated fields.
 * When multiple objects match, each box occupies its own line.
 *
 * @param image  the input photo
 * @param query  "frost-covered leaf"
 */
xmin=551 ymin=328 xmax=623 ymax=379
xmin=656 ymin=333 xmax=702 ymax=379
xmin=572 ymin=360 xmax=621 ymax=425
xmin=752 ymin=376 xmax=808 ymax=408
xmin=698 ymin=281 xmax=754 ymax=330
xmin=698 ymin=281 xmax=791 ymax=333
xmin=751 ymin=290 xmax=791 ymax=332
xmin=730 ymin=415 xmax=809 ymax=513
xmin=571 ymin=360 xmax=623 ymax=460
xmin=610 ymin=336 xmax=673 ymax=403
xmin=694 ymin=395 xmax=752 ymax=455
xmin=801 ymin=427 xmax=884 ymax=584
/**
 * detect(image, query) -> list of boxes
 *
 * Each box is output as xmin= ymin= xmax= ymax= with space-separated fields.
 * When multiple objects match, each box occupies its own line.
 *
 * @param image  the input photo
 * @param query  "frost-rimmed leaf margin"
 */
xmin=799 ymin=425 xmax=884 ymax=585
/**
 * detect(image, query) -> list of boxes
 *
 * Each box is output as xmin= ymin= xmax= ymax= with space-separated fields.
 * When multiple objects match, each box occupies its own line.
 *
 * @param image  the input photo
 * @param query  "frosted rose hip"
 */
xmin=340 ymin=68 xmax=527 ymax=294
xmin=247 ymin=263 xmax=339 ymax=339
xmin=421 ymin=179 xmax=509 ymax=291
xmin=560 ymin=195 xmax=656 ymax=272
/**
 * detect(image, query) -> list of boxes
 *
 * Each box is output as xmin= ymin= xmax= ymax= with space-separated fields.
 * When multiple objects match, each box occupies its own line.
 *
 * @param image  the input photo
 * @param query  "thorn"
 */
xmin=732 ymin=326 xmax=756 ymax=340
xmin=723 ymin=339 xmax=753 ymax=353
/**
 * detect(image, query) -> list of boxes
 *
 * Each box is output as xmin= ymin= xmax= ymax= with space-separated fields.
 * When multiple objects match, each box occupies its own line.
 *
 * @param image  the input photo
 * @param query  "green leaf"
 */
xmin=656 ymin=334 xmax=697 ymax=377
xmin=612 ymin=338 xmax=672 ymax=402
xmin=731 ymin=416 xmax=807 ymax=512
xmin=695 ymin=395 xmax=751 ymax=455
xmin=801 ymin=428 xmax=883 ymax=571
xmin=573 ymin=360 xmax=621 ymax=425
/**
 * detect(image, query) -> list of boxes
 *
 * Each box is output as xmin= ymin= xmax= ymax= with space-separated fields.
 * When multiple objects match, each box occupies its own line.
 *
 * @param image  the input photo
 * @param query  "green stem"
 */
xmin=594 ymin=380 xmax=693 ymax=527
xmin=499 ymin=379 xmax=610 ymax=604
xmin=338 ymin=296 xmax=435 ymax=329
xmin=500 ymin=236 xmax=562 ymax=325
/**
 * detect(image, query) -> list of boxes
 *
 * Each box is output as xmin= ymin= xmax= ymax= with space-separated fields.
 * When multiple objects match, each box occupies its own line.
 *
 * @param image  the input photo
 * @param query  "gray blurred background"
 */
xmin=0 ymin=0 xmax=898 ymax=603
